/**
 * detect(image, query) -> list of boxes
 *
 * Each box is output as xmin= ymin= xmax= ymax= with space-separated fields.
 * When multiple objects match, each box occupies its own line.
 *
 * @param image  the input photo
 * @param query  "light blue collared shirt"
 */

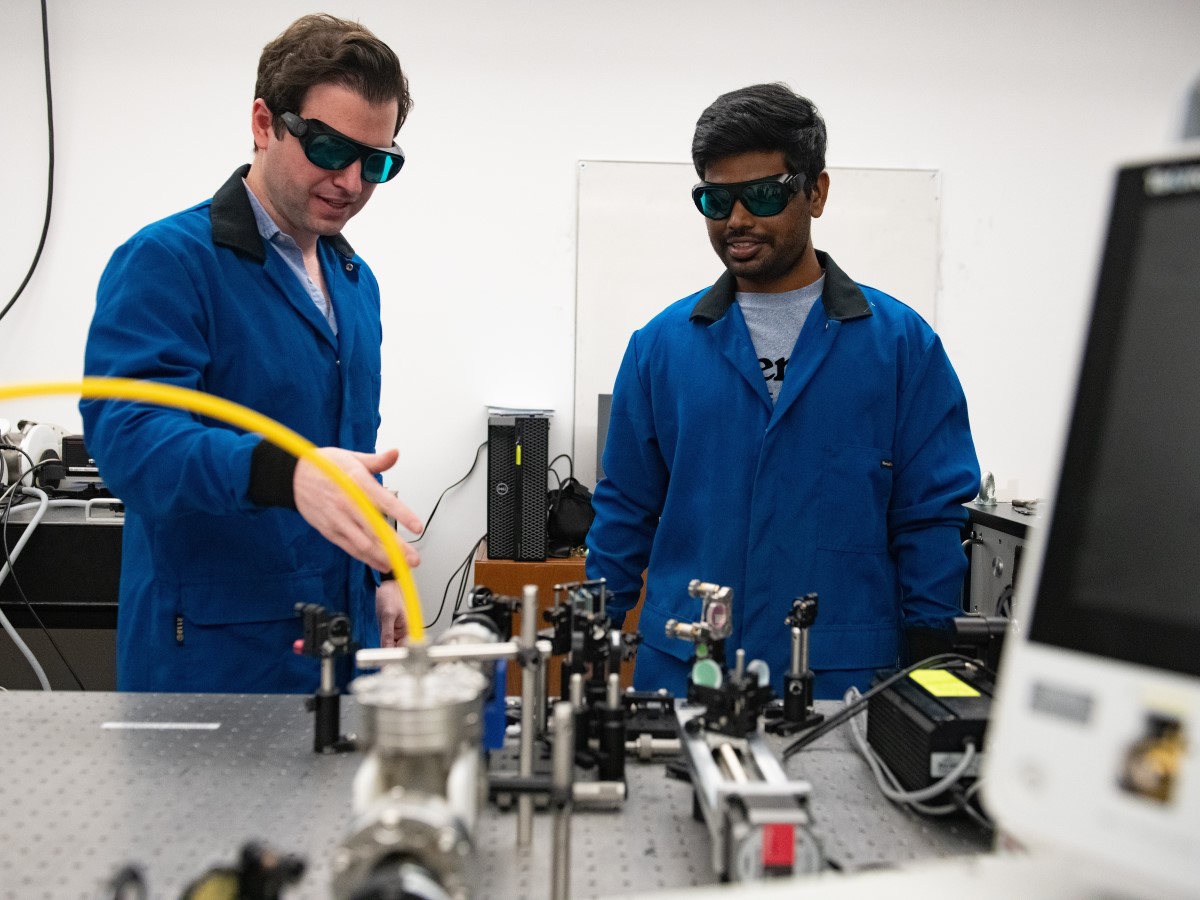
xmin=243 ymin=181 xmax=338 ymax=335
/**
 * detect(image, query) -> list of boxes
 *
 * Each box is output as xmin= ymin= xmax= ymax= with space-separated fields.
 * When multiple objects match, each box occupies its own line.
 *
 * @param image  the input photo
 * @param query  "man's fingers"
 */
xmin=359 ymin=447 xmax=400 ymax=476
xmin=376 ymin=580 xmax=410 ymax=648
xmin=321 ymin=493 xmax=420 ymax=571
xmin=380 ymin=491 xmax=424 ymax=536
xmin=397 ymin=537 xmax=420 ymax=568
xmin=379 ymin=610 xmax=398 ymax=648
xmin=352 ymin=517 xmax=420 ymax=571
xmin=294 ymin=446 xmax=422 ymax=571
xmin=329 ymin=509 xmax=397 ymax=571
xmin=324 ymin=519 xmax=390 ymax=572
xmin=350 ymin=454 xmax=422 ymax=535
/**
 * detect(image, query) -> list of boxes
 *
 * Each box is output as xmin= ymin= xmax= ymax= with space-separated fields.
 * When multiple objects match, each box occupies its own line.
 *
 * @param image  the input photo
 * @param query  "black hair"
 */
xmin=691 ymin=83 xmax=826 ymax=197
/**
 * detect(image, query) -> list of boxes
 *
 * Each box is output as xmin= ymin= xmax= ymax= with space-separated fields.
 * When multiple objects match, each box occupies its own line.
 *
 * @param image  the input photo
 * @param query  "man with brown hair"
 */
xmin=81 ymin=14 xmax=421 ymax=692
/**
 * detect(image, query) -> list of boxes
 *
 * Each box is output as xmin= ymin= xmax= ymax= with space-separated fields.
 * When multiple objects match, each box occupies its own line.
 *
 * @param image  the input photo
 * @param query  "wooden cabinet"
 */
xmin=472 ymin=550 xmax=642 ymax=696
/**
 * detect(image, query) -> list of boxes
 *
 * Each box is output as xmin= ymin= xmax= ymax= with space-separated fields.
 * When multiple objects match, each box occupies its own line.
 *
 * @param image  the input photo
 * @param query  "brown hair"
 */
xmin=255 ymin=13 xmax=412 ymax=137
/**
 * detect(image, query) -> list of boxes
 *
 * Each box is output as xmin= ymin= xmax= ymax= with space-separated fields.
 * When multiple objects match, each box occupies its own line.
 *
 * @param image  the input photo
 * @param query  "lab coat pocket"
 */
xmin=179 ymin=570 xmax=326 ymax=626
xmin=815 ymin=444 xmax=893 ymax=553
xmin=637 ymin=598 xmax=698 ymax=664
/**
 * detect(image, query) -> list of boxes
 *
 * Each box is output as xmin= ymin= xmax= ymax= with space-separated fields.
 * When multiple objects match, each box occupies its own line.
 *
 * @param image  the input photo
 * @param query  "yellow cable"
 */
xmin=0 ymin=377 xmax=424 ymax=644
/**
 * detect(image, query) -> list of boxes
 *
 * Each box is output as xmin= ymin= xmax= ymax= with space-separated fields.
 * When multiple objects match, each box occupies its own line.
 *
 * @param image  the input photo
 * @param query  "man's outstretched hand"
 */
xmin=293 ymin=447 xmax=423 ymax=573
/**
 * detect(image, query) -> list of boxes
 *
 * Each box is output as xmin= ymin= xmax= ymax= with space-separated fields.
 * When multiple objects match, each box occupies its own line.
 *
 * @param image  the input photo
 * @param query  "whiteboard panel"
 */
xmin=573 ymin=160 xmax=941 ymax=486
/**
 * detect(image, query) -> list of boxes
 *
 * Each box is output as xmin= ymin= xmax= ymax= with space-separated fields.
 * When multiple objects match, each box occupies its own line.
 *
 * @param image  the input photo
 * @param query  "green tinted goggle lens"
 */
xmin=281 ymin=112 xmax=405 ymax=184
xmin=692 ymin=173 xmax=804 ymax=220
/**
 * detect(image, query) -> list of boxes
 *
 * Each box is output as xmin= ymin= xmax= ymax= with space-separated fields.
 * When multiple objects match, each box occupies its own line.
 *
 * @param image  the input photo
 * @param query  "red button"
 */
xmin=761 ymin=824 xmax=794 ymax=870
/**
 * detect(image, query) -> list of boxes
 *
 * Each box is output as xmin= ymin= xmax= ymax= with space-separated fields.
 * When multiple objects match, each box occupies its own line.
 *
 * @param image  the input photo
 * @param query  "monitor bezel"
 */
xmin=1025 ymin=152 xmax=1200 ymax=678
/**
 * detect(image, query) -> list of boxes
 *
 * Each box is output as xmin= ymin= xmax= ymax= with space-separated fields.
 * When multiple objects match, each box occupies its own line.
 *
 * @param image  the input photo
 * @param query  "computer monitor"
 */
xmin=984 ymin=147 xmax=1200 ymax=896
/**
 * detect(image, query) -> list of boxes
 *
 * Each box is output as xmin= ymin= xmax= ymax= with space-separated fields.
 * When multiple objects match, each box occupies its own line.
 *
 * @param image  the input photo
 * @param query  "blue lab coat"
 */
xmin=586 ymin=252 xmax=979 ymax=699
xmin=81 ymin=166 xmax=384 ymax=693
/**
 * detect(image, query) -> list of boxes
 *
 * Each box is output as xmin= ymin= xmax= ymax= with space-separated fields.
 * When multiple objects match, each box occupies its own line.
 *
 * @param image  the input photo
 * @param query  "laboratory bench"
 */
xmin=0 ymin=691 xmax=991 ymax=900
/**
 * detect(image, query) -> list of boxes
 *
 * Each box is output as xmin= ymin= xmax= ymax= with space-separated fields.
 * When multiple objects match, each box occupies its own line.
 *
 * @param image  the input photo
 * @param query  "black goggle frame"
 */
xmin=691 ymin=172 xmax=806 ymax=220
xmin=279 ymin=111 xmax=405 ymax=184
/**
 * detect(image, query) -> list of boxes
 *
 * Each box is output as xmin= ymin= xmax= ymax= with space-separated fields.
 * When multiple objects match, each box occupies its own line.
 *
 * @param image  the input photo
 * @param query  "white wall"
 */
xmin=2 ymin=0 xmax=1198 ymax=625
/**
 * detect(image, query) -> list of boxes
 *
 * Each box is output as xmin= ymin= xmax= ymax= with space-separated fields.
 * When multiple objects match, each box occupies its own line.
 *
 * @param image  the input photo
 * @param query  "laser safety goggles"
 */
xmin=691 ymin=172 xmax=805 ymax=220
xmin=280 ymin=111 xmax=406 ymax=184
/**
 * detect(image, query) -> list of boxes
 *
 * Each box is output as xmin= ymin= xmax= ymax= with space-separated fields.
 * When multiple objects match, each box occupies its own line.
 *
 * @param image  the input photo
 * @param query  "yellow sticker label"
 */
xmin=910 ymin=669 xmax=980 ymax=698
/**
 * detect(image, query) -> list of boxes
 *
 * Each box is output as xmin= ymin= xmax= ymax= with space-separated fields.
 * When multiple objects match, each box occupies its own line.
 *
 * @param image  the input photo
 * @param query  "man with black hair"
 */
xmin=586 ymin=83 xmax=979 ymax=699
xmin=81 ymin=14 xmax=422 ymax=693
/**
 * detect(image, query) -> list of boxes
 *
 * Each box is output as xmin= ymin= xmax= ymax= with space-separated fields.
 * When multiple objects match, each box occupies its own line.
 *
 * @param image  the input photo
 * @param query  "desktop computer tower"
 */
xmin=487 ymin=416 xmax=549 ymax=561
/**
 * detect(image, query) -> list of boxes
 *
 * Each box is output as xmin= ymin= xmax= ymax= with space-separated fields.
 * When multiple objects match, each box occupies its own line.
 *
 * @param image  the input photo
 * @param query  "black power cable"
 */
xmin=425 ymin=533 xmax=486 ymax=630
xmin=1 ymin=435 xmax=39 ymax=479
xmin=410 ymin=440 xmax=486 ymax=544
xmin=404 ymin=441 xmax=488 ymax=630
xmin=781 ymin=652 xmax=993 ymax=760
xmin=1 ymin=0 xmax=55 ymax=324
xmin=547 ymin=452 xmax=574 ymax=491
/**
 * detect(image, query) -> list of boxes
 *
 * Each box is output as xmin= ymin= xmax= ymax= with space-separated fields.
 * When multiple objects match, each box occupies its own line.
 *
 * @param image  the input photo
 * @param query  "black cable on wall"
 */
xmin=0 ymin=0 xmax=55 ymax=324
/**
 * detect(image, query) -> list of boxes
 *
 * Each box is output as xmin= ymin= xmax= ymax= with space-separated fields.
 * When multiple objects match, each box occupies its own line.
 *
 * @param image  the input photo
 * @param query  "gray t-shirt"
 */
xmin=737 ymin=273 xmax=825 ymax=403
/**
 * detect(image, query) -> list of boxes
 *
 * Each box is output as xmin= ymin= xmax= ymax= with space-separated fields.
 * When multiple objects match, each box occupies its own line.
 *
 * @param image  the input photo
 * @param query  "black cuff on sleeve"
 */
xmin=248 ymin=440 xmax=298 ymax=510
xmin=379 ymin=570 xmax=396 ymax=582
